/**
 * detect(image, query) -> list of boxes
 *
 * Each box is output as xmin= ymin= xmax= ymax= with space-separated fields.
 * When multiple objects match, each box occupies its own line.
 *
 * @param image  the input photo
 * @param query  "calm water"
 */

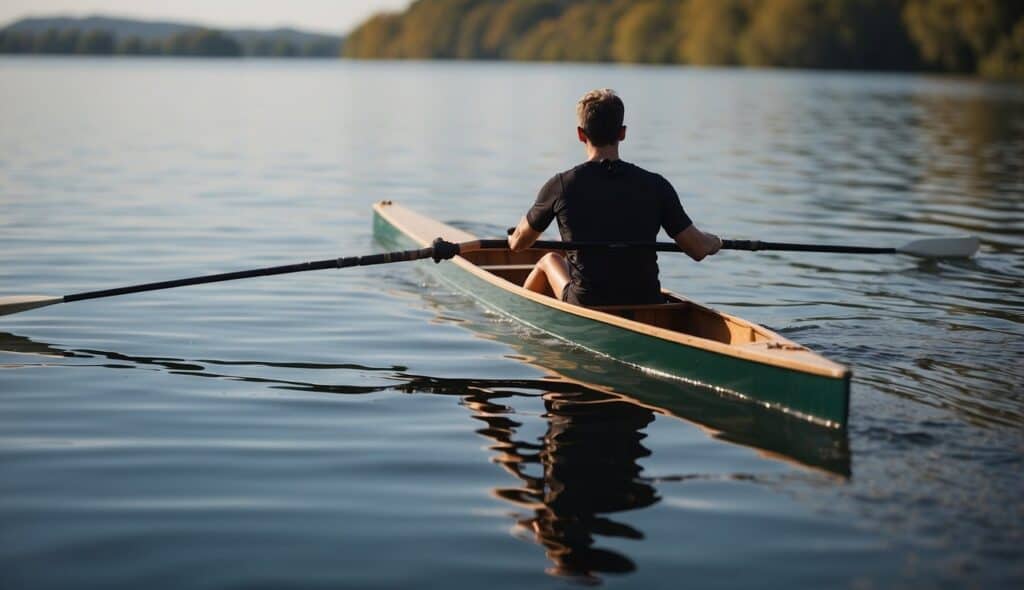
xmin=1 ymin=58 xmax=1022 ymax=589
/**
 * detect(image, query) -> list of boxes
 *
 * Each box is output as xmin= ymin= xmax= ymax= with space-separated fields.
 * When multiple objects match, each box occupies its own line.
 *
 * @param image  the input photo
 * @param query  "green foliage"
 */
xmin=980 ymin=19 xmax=1024 ymax=79
xmin=302 ymin=38 xmax=342 ymax=58
xmin=34 ymin=29 xmax=61 ymax=53
xmin=562 ymin=1 xmax=635 ymax=62
xmin=343 ymin=12 xmax=403 ymax=58
xmin=245 ymin=37 xmax=332 ymax=58
xmin=395 ymin=0 xmax=486 ymax=58
xmin=0 ymin=26 xmax=327 ymax=58
xmin=77 ymin=30 xmax=115 ymax=55
xmin=738 ymin=0 xmax=843 ymax=68
xmin=903 ymin=0 xmax=1024 ymax=72
xmin=611 ymin=1 xmax=682 ymax=63
xmin=2 ymin=27 xmax=126 ymax=55
xmin=31 ymin=28 xmax=81 ymax=53
xmin=455 ymin=2 xmax=500 ymax=58
xmin=3 ymin=1 xmax=1022 ymax=78
xmin=164 ymin=29 xmax=242 ymax=57
xmin=271 ymin=40 xmax=298 ymax=58
xmin=510 ymin=1 xmax=632 ymax=62
xmin=341 ymin=0 xmax=1024 ymax=78
xmin=0 ymin=30 xmax=34 ymax=53
xmin=481 ymin=0 xmax=565 ymax=58
xmin=117 ymin=36 xmax=145 ymax=55
xmin=248 ymin=38 xmax=273 ymax=56
xmin=678 ymin=0 xmax=749 ymax=65
xmin=828 ymin=0 xmax=920 ymax=70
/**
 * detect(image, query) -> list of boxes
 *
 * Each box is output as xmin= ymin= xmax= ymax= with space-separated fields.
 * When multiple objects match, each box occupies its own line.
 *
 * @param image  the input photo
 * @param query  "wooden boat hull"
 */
xmin=373 ymin=202 xmax=851 ymax=428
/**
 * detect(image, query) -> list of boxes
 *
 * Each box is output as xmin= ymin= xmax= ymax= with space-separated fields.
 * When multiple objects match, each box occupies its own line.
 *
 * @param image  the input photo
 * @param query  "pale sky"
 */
xmin=0 ymin=0 xmax=413 ymax=35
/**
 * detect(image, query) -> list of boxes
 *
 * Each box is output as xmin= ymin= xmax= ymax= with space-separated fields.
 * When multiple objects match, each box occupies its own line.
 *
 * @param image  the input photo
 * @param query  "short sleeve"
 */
xmin=657 ymin=175 xmax=693 ymax=238
xmin=525 ymin=174 xmax=562 ymax=233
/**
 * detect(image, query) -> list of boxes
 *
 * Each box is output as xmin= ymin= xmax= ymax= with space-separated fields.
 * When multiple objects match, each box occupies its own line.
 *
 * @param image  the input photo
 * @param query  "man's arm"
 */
xmin=655 ymin=175 xmax=719 ymax=261
xmin=673 ymin=225 xmax=722 ymax=261
xmin=512 ymin=174 xmax=561 ymax=252
xmin=508 ymin=216 xmax=542 ymax=252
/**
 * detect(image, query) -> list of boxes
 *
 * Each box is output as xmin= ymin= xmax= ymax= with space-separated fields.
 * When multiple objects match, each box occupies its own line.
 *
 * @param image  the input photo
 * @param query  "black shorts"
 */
xmin=561 ymin=281 xmax=663 ymax=306
xmin=561 ymin=281 xmax=580 ymax=305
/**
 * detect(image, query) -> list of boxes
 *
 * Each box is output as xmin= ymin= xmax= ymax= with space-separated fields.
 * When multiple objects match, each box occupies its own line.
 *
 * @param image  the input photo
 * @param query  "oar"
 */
xmin=0 ymin=239 xmax=463 ymax=318
xmin=0 ymin=235 xmax=978 ymax=318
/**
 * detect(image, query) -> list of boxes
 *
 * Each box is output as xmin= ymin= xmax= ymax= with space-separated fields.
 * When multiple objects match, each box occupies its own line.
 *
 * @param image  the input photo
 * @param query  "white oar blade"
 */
xmin=897 ymin=236 xmax=980 ymax=259
xmin=0 ymin=295 xmax=64 ymax=317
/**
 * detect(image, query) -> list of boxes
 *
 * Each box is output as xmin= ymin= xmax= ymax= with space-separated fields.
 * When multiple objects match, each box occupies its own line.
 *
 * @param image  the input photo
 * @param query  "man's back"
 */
xmin=507 ymin=88 xmax=719 ymax=305
xmin=527 ymin=159 xmax=692 ymax=306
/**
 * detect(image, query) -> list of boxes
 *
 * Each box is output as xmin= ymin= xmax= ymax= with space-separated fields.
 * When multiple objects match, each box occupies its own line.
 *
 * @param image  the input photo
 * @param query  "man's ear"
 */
xmin=577 ymin=127 xmax=589 ymax=144
xmin=618 ymin=126 xmax=627 ymax=142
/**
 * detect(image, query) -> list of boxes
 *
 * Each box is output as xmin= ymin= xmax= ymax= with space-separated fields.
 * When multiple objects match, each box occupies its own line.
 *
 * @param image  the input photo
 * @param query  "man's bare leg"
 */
xmin=523 ymin=252 xmax=571 ymax=299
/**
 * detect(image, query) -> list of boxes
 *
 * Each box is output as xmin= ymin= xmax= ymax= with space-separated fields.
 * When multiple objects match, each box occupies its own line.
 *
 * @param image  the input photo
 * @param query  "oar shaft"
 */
xmin=479 ymin=239 xmax=899 ymax=255
xmin=721 ymin=240 xmax=898 ymax=255
xmin=63 ymin=246 xmax=436 ymax=303
xmin=475 ymin=239 xmax=684 ymax=252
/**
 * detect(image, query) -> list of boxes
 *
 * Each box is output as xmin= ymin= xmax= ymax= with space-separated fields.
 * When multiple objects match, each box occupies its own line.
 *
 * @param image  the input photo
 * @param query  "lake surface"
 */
xmin=1 ymin=57 xmax=1021 ymax=589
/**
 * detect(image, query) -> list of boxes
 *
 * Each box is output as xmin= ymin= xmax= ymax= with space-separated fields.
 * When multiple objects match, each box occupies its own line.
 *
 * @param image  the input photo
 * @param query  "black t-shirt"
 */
xmin=525 ymin=159 xmax=692 ymax=306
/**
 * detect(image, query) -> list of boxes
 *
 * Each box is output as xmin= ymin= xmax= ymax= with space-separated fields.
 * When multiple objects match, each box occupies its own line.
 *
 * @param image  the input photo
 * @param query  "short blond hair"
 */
xmin=576 ymin=89 xmax=624 ymax=147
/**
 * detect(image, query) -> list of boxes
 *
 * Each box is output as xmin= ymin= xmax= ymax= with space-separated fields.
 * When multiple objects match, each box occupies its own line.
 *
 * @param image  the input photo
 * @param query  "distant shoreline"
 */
xmin=1 ymin=15 xmax=344 ymax=58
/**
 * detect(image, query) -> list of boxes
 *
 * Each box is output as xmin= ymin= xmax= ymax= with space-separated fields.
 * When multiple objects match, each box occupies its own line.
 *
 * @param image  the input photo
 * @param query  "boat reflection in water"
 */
xmin=1 ymin=329 xmax=849 ymax=582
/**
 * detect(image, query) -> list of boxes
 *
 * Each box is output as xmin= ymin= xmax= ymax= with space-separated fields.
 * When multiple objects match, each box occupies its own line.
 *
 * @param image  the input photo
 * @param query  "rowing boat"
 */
xmin=372 ymin=201 xmax=851 ymax=428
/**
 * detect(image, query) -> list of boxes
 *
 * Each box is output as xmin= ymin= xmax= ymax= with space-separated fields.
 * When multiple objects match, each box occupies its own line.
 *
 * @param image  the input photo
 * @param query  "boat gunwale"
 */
xmin=374 ymin=201 xmax=851 ymax=380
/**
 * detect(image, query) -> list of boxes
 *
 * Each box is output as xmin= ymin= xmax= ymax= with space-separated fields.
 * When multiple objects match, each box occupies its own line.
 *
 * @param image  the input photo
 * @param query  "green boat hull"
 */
xmin=374 ymin=211 xmax=850 ymax=428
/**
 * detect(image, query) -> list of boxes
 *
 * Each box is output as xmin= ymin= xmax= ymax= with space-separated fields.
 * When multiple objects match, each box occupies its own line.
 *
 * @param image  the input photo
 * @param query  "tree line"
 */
xmin=343 ymin=0 xmax=1024 ymax=79
xmin=0 ymin=28 xmax=340 ymax=58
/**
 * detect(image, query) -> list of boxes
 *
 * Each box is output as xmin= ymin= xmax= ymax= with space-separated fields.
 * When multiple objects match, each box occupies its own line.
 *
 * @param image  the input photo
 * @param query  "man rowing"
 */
xmin=507 ymin=89 xmax=722 ymax=306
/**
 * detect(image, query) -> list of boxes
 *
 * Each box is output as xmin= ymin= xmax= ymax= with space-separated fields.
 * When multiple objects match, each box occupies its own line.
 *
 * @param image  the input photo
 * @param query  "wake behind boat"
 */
xmin=373 ymin=201 xmax=851 ymax=428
